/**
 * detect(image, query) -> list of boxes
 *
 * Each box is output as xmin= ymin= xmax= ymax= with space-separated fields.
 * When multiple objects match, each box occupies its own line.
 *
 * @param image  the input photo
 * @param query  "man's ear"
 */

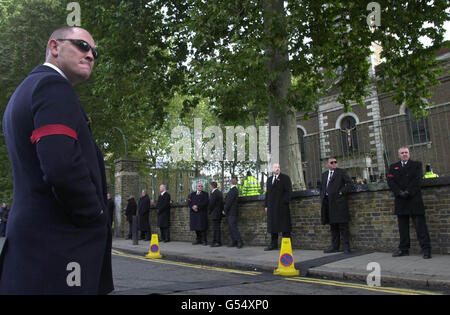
xmin=47 ymin=39 xmax=60 ymax=59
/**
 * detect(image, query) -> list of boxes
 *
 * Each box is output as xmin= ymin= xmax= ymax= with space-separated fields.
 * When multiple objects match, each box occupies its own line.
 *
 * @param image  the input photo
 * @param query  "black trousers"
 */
xmin=160 ymin=227 xmax=170 ymax=241
xmin=271 ymin=232 xmax=291 ymax=248
xmin=397 ymin=215 xmax=431 ymax=251
xmin=212 ymin=218 xmax=222 ymax=244
xmin=330 ymin=223 xmax=350 ymax=250
xmin=228 ymin=215 xmax=242 ymax=244
xmin=195 ymin=230 xmax=207 ymax=243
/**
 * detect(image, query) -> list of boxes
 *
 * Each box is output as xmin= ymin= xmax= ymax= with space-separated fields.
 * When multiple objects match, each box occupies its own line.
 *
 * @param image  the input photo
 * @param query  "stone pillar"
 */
xmin=114 ymin=157 xmax=140 ymax=237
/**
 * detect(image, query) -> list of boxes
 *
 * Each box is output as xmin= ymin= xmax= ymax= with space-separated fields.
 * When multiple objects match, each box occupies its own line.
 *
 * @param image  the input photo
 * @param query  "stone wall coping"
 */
xmin=163 ymin=176 xmax=450 ymax=208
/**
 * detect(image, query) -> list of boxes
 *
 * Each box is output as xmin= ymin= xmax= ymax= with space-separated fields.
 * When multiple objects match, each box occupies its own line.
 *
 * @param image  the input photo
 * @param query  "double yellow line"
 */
xmin=112 ymin=249 xmax=261 ymax=276
xmin=285 ymin=276 xmax=442 ymax=295
xmin=112 ymin=249 xmax=442 ymax=295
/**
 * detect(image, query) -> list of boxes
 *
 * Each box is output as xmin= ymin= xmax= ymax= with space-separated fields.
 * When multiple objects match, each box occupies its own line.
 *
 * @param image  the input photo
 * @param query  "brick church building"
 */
xmin=296 ymin=44 xmax=450 ymax=188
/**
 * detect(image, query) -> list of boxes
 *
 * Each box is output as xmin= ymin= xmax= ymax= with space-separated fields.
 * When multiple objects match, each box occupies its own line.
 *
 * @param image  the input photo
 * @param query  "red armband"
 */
xmin=30 ymin=124 xmax=78 ymax=144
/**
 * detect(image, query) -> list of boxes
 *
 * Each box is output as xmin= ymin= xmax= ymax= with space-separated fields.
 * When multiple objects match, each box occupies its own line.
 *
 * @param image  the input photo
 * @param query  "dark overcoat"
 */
xmin=106 ymin=198 xmax=115 ymax=227
xmin=265 ymin=173 xmax=292 ymax=233
xmin=319 ymin=168 xmax=352 ymax=225
xmin=208 ymin=189 xmax=224 ymax=221
xmin=387 ymin=160 xmax=425 ymax=215
xmin=188 ymin=191 xmax=209 ymax=231
xmin=156 ymin=192 xmax=171 ymax=228
xmin=224 ymin=186 xmax=239 ymax=217
xmin=125 ymin=198 xmax=137 ymax=222
xmin=138 ymin=194 xmax=151 ymax=232
xmin=0 ymin=65 xmax=113 ymax=294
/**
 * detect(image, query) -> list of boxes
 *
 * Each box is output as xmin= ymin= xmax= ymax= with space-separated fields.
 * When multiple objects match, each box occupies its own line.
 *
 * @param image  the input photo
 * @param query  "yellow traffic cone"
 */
xmin=145 ymin=234 xmax=163 ymax=259
xmin=273 ymin=237 xmax=300 ymax=276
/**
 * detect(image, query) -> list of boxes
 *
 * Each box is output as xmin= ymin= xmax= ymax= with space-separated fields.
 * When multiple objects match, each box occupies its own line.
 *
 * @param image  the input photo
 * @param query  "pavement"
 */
xmin=1 ymin=237 xmax=448 ymax=292
xmin=112 ymin=238 xmax=450 ymax=292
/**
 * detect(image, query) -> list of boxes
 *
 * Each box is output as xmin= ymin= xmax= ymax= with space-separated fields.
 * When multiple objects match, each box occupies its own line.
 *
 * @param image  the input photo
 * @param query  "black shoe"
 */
xmin=211 ymin=242 xmax=222 ymax=247
xmin=344 ymin=248 xmax=352 ymax=254
xmin=423 ymin=250 xmax=432 ymax=259
xmin=264 ymin=245 xmax=277 ymax=251
xmin=392 ymin=250 xmax=409 ymax=257
xmin=203 ymin=241 xmax=208 ymax=246
xmin=227 ymin=242 xmax=237 ymax=248
xmin=237 ymin=241 xmax=243 ymax=249
xmin=323 ymin=247 xmax=339 ymax=253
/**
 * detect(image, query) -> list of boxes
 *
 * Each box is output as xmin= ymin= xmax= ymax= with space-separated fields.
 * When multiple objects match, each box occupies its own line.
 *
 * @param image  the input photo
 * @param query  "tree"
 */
xmin=0 ymin=0 xmax=66 ymax=202
xmin=164 ymin=0 xmax=449 ymax=190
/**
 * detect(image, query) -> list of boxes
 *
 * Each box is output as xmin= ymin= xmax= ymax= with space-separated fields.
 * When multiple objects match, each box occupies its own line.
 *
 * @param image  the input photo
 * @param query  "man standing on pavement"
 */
xmin=208 ymin=182 xmax=224 ymax=247
xmin=264 ymin=163 xmax=292 ymax=251
xmin=156 ymin=184 xmax=171 ymax=243
xmin=320 ymin=158 xmax=352 ymax=254
xmin=224 ymin=178 xmax=243 ymax=248
xmin=387 ymin=147 xmax=432 ymax=259
xmin=0 ymin=27 xmax=113 ymax=294
xmin=138 ymin=190 xmax=152 ymax=241
xmin=0 ymin=203 xmax=8 ymax=237
xmin=106 ymin=193 xmax=115 ymax=228
xmin=188 ymin=182 xmax=209 ymax=245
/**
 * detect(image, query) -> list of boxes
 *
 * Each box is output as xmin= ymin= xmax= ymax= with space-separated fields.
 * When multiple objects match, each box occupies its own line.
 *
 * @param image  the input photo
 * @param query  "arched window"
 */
xmin=340 ymin=116 xmax=359 ymax=154
xmin=297 ymin=127 xmax=306 ymax=161
xmin=407 ymin=109 xmax=430 ymax=144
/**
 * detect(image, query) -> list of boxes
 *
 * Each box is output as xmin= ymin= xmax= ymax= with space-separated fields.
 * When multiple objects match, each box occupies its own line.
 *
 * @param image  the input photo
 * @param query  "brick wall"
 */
xmin=144 ymin=178 xmax=450 ymax=254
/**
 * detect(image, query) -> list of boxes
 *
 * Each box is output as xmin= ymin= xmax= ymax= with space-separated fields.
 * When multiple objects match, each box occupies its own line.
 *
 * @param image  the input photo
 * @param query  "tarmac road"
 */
xmin=110 ymin=249 xmax=443 ymax=296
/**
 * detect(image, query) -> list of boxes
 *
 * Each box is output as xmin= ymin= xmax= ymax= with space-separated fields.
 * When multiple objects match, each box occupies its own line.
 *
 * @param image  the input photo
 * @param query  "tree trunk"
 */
xmin=264 ymin=0 xmax=305 ymax=191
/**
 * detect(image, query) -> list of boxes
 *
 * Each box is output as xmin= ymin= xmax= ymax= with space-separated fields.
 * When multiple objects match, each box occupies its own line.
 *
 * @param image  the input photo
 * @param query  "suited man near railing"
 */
xmin=264 ymin=163 xmax=292 ymax=251
xmin=224 ymin=178 xmax=243 ymax=249
xmin=208 ymin=181 xmax=224 ymax=247
xmin=320 ymin=158 xmax=352 ymax=254
xmin=387 ymin=147 xmax=432 ymax=259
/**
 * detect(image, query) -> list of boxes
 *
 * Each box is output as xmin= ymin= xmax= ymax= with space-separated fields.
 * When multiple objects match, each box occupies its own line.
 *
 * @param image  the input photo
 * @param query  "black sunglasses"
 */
xmin=57 ymin=38 xmax=99 ymax=59
xmin=330 ymin=161 xmax=338 ymax=164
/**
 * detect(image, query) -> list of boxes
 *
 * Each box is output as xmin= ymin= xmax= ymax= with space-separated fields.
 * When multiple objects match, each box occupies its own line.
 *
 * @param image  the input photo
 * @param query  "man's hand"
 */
xmin=399 ymin=190 xmax=410 ymax=199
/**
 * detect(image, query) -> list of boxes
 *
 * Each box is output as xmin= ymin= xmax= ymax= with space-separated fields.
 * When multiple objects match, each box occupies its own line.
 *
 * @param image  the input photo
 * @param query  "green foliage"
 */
xmin=0 ymin=0 xmax=66 ymax=203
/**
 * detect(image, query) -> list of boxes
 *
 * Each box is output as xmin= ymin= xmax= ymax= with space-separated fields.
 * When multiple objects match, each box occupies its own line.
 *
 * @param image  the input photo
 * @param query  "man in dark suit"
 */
xmin=106 ymin=193 xmax=115 ymax=228
xmin=0 ymin=27 xmax=113 ymax=294
xmin=320 ymin=158 xmax=352 ymax=254
xmin=264 ymin=163 xmax=292 ymax=251
xmin=224 ymin=178 xmax=243 ymax=248
xmin=125 ymin=196 xmax=137 ymax=240
xmin=387 ymin=147 xmax=432 ymax=259
xmin=188 ymin=182 xmax=209 ymax=245
xmin=156 ymin=184 xmax=171 ymax=242
xmin=208 ymin=182 xmax=224 ymax=247
xmin=138 ymin=190 xmax=152 ymax=241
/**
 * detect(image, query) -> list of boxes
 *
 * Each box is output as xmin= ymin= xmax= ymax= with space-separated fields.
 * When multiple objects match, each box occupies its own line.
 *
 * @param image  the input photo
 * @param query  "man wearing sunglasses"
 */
xmin=0 ymin=27 xmax=113 ymax=294
xmin=320 ymin=158 xmax=352 ymax=254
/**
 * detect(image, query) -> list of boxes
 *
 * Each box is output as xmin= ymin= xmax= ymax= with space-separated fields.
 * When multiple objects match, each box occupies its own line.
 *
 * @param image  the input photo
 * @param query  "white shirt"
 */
xmin=43 ymin=62 xmax=69 ymax=81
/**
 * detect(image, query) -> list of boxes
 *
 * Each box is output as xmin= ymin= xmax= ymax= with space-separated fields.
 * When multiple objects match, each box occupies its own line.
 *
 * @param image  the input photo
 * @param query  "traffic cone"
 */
xmin=273 ymin=237 xmax=300 ymax=276
xmin=145 ymin=234 xmax=163 ymax=259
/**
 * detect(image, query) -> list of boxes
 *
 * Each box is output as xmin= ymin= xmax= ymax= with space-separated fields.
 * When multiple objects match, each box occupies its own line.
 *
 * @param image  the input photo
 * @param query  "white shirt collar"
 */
xmin=43 ymin=62 xmax=69 ymax=81
xmin=212 ymin=188 xmax=217 ymax=193
xmin=161 ymin=191 xmax=166 ymax=195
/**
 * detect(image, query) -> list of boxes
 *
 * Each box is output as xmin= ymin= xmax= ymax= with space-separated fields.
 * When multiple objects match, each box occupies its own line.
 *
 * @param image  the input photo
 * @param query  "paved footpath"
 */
xmin=112 ymin=238 xmax=450 ymax=292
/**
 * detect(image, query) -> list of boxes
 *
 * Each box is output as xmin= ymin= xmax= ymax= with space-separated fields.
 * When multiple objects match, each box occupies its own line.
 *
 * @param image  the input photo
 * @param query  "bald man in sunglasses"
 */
xmin=320 ymin=158 xmax=352 ymax=254
xmin=0 ymin=27 xmax=113 ymax=294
